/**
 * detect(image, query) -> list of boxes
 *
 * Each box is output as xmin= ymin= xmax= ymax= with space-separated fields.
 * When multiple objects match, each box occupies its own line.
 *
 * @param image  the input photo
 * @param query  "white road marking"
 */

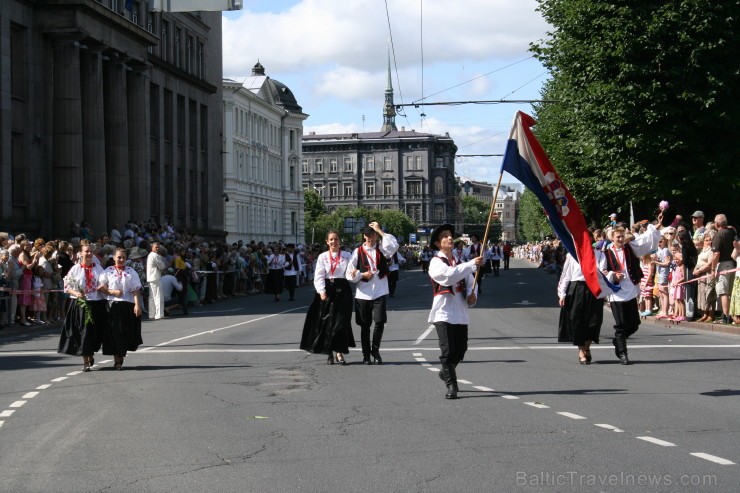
xmin=501 ymin=395 xmax=520 ymax=400
xmin=140 ymin=305 xmax=308 ymax=350
xmin=413 ymin=325 xmax=435 ymax=346
xmin=66 ymin=371 xmax=82 ymax=376
xmin=0 ymin=421 xmax=3 ymax=428
xmin=637 ymin=436 xmax=676 ymax=447
xmin=524 ymin=402 xmax=550 ymax=409
xmin=457 ymin=379 xmax=472 ymax=385
xmin=595 ymin=424 xmax=624 ymax=433
xmin=9 ymin=401 xmax=26 ymax=408
xmin=99 ymin=360 xmax=112 ymax=364
xmin=414 ymin=357 xmax=426 ymax=362
xmin=36 ymin=384 xmax=51 ymax=390
xmin=557 ymin=412 xmax=586 ymax=420
xmin=22 ymin=392 xmax=39 ymax=399
xmin=473 ymin=386 xmax=494 ymax=392
xmin=690 ymin=453 xmax=735 ymax=465
xmin=0 ymin=410 xmax=15 ymax=417
xmin=429 ymin=368 xmax=441 ymax=372
xmin=412 ymin=353 xmax=423 ymax=357
xmin=421 ymin=363 xmax=432 ymax=367
xmin=51 ymin=377 xmax=67 ymax=382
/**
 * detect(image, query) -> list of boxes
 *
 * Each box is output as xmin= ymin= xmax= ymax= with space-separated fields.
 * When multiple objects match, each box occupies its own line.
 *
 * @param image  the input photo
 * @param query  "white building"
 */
xmin=222 ymin=62 xmax=308 ymax=244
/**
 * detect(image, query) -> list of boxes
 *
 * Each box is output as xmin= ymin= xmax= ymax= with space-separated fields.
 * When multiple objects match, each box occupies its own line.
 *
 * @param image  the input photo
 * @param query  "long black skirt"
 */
xmin=265 ymin=269 xmax=284 ymax=295
xmin=58 ymin=299 xmax=107 ymax=356
xmin=300 ymin=279 xmax=356 ymax=355
xmin=102 ymin=301 xmax=143 ymax=356
xmin=558 ymin=281 xmax=603 ymax=345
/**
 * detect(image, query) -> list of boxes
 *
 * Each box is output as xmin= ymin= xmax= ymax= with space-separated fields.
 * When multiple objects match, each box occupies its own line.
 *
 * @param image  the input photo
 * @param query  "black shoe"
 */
xmin=445 ymin=384 xmax=458 ymax=399
xmin=362 ymin=355 xmax=372 ymax=365
xmin=336 ymin=354 xmax=347 ymax=365
xmin=371 ymin=348 xmax=382 ymax=365
xmin=327 ymin=355 xmax=334 ymax=365
xmin=619 ymin=354 xmax=631 ymax=365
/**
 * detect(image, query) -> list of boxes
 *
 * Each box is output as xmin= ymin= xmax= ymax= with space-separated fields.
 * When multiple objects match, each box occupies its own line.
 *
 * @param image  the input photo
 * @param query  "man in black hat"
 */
xmin=347 ymin=221 xmax=399 ymax=364
xmin=428 ymin=223 xmax=484 ymax=399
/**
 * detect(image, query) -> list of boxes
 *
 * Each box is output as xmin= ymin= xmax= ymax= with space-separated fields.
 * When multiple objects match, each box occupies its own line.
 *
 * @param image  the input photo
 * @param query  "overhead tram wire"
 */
xmin=396 ymin=99 xmax=557 ymax=110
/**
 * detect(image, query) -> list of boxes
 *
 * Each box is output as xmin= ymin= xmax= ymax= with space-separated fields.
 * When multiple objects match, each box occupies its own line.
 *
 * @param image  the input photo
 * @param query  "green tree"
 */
xmin=460 ymin=195 xmax=502 ymax=242
xmin=531 ymin=0 xmax=740 ymax=221
xmin=519 ymin=189 xmax=553 ymax=242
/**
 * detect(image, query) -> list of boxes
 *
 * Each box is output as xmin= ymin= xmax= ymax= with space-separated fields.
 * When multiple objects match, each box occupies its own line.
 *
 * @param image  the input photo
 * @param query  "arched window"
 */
xmin=434 ymin=176 xmax=444 ymax=195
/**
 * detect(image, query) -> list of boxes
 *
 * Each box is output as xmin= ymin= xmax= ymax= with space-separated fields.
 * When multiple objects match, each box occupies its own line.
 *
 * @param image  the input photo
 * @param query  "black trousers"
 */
xmin=388 ymin=270 xmax=399 ymax=297
xmin=503 ymin=255 xmax=510 ymax=269
xmin=355 ymin=296 xmax=387 ymax=356
xmin=435 ymin=322 xmax=468 ymax=366
xmin=610 ymin=297 xmax=640 ymax=341
xmin=284 ymin=275 xmax=297 ymax=300
xmin=491 ymin=259 xmax=500 ymax=276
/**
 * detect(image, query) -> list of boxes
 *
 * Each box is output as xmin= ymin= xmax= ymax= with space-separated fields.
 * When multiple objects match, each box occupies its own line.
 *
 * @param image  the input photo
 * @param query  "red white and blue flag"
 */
xmin=501 ymin=111 xmax=617 ymax=298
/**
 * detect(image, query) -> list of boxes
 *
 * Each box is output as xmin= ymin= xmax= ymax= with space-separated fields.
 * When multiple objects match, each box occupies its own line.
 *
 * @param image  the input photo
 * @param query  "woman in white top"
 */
xmin=557 ymin=248 xmax=604 ymax=365
xmin=300 ymin=231 xmax=356 ymax=364
xmin=58 ymin=240 xmax=107 ymax=372
xmin=265 ymin=248 xmax=289 ymax=301
xmin=98 ymin=248 xmax=143 ymax=370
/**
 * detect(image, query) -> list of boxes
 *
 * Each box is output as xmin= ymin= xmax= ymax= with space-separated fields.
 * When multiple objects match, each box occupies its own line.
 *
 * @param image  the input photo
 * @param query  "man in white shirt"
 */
xmin=146 ymin=242 xmax=168 ymax=320
xmin=465 ymin=234 xmax=487 ymax=292
xmin=161 ymin=268 xmax=183 ymax=316
xmin=488 ymin=242 xmax=503 ymax=277
xmin=386 ymin=250 xmax=406 ymax=297
xmin=347 ymin=222 xmax=399 ymax=364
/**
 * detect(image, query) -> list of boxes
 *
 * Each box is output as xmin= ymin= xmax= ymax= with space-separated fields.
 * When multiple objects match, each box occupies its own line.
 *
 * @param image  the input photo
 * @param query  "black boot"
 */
xmin=361 ymin=327 xmax=371 ymax=364
xmin=438 ymin=365 xmax=448 ymax=382
xmin=614 ymin=336 xmax=630 ymax=365
xmin=371 ymin=346 xmax=382 ymax=365
xmin=444 ymin=364 xmax=458 ymax=399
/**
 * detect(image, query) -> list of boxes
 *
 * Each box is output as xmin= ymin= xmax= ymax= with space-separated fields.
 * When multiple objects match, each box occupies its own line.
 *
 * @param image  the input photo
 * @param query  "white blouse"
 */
xmin=64 ymin=263 xmax=105 ymax=301
xmin=427 ymin=251 xmax=478 ymax=325
xmin=98 ymin=266 xmax=142 ymax=303
xmin=314 ymin=250 xmax=352 ymax=294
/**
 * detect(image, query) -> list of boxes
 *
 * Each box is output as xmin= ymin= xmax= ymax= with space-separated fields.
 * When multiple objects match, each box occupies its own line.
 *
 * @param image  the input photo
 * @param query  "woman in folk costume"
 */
xmin=265 ymin=246 xmax=289 ymax=302
xmin=557 ymin=237 xmax=604 ymax=365
xmin=98 ymin=248 xmax=143 ymax=370
xmin=58 ymin=240 xmax=107 ymax=372
xmin=283 ymin=244 xmax=302 ymax=301
xmin=300 ymin=231 xmax=356 ymax=365
xmin=428 ymin=224 xmax=484 ymax=399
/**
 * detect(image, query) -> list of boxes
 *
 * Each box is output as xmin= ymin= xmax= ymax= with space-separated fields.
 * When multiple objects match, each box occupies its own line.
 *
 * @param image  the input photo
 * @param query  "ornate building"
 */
xmin=459 ymin=176 xmax=521 ymax=242
xmin=222 ymin=62 xmax=307 ymax=244
xmin=0 ymin=0 xmax=224 ymax=238
xmin=301 ymin=57 xmax=459 ymax=231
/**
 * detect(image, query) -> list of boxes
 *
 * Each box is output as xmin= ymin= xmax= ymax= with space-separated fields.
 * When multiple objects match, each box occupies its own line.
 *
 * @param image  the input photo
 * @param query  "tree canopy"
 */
xmin=304 ymin=202 xmax=417 ymax=246
xmin=460 ymin=195 xmax=502 ymax=242
xmin=531 ymin=0 xmax=740 ymax=223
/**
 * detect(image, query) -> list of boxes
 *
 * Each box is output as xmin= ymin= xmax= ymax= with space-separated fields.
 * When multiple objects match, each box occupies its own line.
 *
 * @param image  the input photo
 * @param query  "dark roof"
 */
xmin=266 ymin=79 xmax=302 ymax=113
xmin=303 ymin=129 xmax=451 ymax=141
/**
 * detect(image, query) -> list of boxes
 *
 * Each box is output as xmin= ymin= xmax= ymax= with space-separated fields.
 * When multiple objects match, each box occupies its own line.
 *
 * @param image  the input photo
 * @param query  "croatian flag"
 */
xmin=501 ymin=111 xmax=617 ymax=298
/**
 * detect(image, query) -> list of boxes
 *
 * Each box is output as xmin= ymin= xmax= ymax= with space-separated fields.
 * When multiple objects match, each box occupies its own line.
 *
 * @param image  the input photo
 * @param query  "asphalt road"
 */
xmin=0 ymin=259 xmax=738 ymax=492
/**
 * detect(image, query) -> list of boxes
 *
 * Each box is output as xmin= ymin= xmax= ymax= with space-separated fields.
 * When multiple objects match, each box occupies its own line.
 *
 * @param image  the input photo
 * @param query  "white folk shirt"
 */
xmin=314 ymin=250 xmax=353 ymax=294
xmin=99 ymin=266 xmax=142 ymax=303
xmin=557 ymin=250 xmax=607 ymax=299
xmin=427 ymin=251 xmax=478 ymax=325
xmin=464 ymin=243 xmax=484 ymax=261
xmin=267 ymin=254 xmax=289 ymax=271
xmin=64 ymin=263 xmax=105 ymax=301
xmin=599 ymin=224 xmax=662 ymax=303
xmin=347 ymin=233 xmax=399 ymax=300
xmin=283 ymin=252 xmax=302 ymax=277
xmin=452 ymin=248 xmax=466 ymax=264
xmin=160 ymin=274 xmax=183 ymax=302
xmin=387 ymin=252 xmax=406 ymax=272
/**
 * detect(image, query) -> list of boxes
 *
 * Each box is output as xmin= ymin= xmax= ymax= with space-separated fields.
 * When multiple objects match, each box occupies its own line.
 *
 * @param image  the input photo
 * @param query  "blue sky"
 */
xmin=223 ymin=0 xmax=551 ymax=186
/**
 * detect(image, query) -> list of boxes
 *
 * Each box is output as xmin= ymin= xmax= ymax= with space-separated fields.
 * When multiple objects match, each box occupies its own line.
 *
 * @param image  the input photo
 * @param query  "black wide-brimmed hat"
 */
xmin=430 ymin=223 xmax=455 ymax=248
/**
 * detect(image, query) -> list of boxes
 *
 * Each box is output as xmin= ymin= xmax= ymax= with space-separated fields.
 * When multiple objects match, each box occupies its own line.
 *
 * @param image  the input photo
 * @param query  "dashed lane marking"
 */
xmin=21 ymin=392 xmax=39 ymax=399
xmin=9 ymin=401 xmax=26 ymax=408
xmin=557 ymin=412 xmax=586 ymax=420
xmin=595 ymin=424 xmax=624 ymax=433
xmin=501 ymin=395 xmax=520 ymax=400
xmin=0 ymin=410 xmax=15 ymax=417
xmin=690 ymin=453 xmax=735 ymax=465
xmin=457 ymin=379 xmax=472 ymax=385
xmin=66 ymin=371 xmax=82 ymax=376
xmin=35 ymin=384 xmax=51 ymax=390
xmin=414 ymin=357 xmax=426 ymax=362
xmin=524 ymin=402 xmax=550 ymax=409
xmin=637 ymin=436 xmax=676 ymax=447
xmin=413 ymin=325 xmax=435 ymax=346
xmin=473 ymin=386 xmax=494 ymax=392
xmin=51 ymin=377 xmax=67 ymax=382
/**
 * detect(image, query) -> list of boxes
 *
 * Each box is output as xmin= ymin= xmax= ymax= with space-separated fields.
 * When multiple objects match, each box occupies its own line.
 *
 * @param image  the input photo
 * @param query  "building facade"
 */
xmin=222 ymin=62 xmax=307 ymax=244
xmin=301 ymin=58 xmax=459 ymax=232
xmin=459 ymin=177 xmax=521 ymax=242
xmin=0 ymin=0 xmax=224 ymax=238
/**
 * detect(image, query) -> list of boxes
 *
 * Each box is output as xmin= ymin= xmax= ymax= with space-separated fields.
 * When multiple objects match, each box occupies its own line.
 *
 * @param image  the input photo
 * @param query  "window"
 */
xmin=315 ymin=185 xmax=325 ymax=197
xmin=383 ymin=181 xmax=392 ymax=196
xmin=434 ymin=157 xmax=446 ymax=168
xmin=186 ymin=35 xmax=193 ymax=73
xmin=434 ymin=176 xmax=444 ymax=195
xmin=415 ymin=156 xmax=422 ymax=170
xmin=161 ymin=21 xmax=169 ymax=61
xmin=406 ymin=156 xmax=414 ymax=170
xmin=383 ymin=156 xmax=392 ymax=171
xmin=174 ymin=28 xmax=181 ymax=67
xmin=343 ymin=183 xmax=353 ymax=196
xmin=197 ymin=41 xmax=204 ymax=78
xmin=329 ymin=183 xmax=338 ymax=197
xmin=343 ymin=157 xmax=352 ymax=172
xmin=302 ymin=159 xmax=308 ymax=173
xmin=131 ymin=1 xmax=140 ymax=24
xmin=434 ymin=204 xmax=445 ymax=221
xmin=289 ymin=130 xmax=295 ymax=151
xmin=406 ymin=204 xmax=422 ymax=222
xmin=364 ymin=156 xmax=375 ymax=171
xmin=365 ymin=181 xmax=375 ymax=196
xmin=407 ymin=181 xmax=422 ymax=197
xmin=314 ymin=158 xmax=323 ymax=173
xmin=10 ymin=24 xmax=27 ymax=100
xmin=329 ymin=158 xmax=338 ymax=172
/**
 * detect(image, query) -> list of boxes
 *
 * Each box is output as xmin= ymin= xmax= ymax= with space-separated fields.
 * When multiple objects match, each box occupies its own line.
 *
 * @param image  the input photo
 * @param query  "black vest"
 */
xmin=356 ymin=246 xmax=389 ymax=282
xmin=430 ymin=256 xmax=465 ymax=298
xmin=605 ymin=244 xmax=643 ymax=284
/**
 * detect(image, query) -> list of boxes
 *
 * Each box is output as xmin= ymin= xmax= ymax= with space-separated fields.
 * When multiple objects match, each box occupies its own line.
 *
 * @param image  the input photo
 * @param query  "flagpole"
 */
xmin=470 ymin=170 xmax=504 ymax=294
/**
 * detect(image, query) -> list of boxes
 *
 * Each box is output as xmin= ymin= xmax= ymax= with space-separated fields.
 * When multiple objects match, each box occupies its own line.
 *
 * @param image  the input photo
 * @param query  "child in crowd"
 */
xmin=670 ymin=252 xmax=686 ymax=321
xmin=32 ymin=266 xmax=47 ymax=324
xmin=639 ymin=253 xmax=655 ymax=317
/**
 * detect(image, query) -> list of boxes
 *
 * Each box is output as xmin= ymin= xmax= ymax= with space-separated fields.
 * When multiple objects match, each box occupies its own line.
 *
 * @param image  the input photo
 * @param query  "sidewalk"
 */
xmin=643 ymin=315 xmax=740 ymax=336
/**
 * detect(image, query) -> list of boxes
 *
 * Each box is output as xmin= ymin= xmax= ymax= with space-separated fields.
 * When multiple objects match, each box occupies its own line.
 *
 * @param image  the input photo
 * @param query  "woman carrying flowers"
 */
xmin=58 ymin=240 xmax=107 ymax=372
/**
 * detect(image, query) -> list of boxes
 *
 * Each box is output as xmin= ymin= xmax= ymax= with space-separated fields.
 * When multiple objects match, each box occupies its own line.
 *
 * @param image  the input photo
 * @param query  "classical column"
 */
xmin=127 ymin=64 xmax=150 ymax=223
xmin=103 ymin=53 xmax=131 ymax=229
xmin=50 ymin=34 xmax=84 ymax=238
xmin=80 ymin=45 xmax=107 ymax=233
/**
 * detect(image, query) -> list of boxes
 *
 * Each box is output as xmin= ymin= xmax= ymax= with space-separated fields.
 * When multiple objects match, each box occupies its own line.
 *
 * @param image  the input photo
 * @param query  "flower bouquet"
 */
xmin=65 ymin=277 xmax=95 ymax=326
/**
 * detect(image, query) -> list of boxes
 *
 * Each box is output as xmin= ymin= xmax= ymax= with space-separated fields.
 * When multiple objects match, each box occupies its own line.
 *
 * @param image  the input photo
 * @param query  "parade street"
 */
xmin=0 ymin=259 xmax=738 ymax=492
